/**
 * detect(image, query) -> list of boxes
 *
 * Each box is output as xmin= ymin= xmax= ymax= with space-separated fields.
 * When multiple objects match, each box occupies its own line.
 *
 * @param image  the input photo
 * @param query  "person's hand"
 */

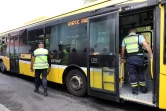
xmin=47 ymin=67 xmax=51 ymax=75
xmin=150 ymin=54 xmax=153 ymax=59
xmin=121 ymin=59 xmax=125 ymax=64
xmin=30 ymin=68 xmax=34 ymax=72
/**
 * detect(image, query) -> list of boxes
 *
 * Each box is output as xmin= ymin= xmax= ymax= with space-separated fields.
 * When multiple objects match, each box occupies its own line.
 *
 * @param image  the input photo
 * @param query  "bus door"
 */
xmin=87 ymin=11 xmax=119 ymax=101
xmin=9 ymin=36 xmax=19 ymax=73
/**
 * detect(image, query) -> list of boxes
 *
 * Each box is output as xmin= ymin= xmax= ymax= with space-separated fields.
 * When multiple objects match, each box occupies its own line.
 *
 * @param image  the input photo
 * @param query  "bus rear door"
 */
xmin=9 ymin=35 xmax=19 ymax=74
xmin=87 ymin=11 xmax=119 ymax=101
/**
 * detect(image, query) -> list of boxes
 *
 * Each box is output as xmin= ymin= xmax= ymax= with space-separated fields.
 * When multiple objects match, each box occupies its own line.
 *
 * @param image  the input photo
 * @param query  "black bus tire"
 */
xmin=0 ymin=62 xmax=6 ymax=73
xmin=66 ymin=69 xmax=86 ymax=97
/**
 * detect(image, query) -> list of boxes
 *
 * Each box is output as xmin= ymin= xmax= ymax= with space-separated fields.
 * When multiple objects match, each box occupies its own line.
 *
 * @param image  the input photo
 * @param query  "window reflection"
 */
xmin=28 ymin=29 xmax=44 ymax=52
xmin=45 ymin=25 xmax=59 ymax=59
xmin=0 ymin=36 xmax=7 ymax=56
xmin=59 ymin=22 xmax=87 ymax=52
xmin=45 ymin=21 xmax=87 ymax=55
xmin=89 ymin=14 xmax=116 ymax=55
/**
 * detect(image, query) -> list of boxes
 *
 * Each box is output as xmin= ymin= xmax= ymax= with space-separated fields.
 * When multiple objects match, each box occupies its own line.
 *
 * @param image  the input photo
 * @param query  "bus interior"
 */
xmin=119 ymin=9 xmax=154 ymax=106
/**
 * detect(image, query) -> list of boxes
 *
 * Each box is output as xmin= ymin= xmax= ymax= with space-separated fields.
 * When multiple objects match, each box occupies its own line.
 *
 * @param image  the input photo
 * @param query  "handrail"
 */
xmin=150 ymin=58 xmax=153 ymax=79
xmin=120 ymin=61 xmax=126 ymax=87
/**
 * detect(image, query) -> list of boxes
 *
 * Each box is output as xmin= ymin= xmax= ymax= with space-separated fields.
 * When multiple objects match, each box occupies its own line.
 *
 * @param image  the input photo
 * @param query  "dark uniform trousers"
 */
xmin=127 ymin=55 xmax=146 ymax=91
xmin=35 ymin=69 xmax=47 ymax=89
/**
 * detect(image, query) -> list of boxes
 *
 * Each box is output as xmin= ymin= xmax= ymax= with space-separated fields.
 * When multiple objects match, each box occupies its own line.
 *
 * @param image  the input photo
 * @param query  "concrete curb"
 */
xmin=0 ymin=104 xmax=10 ymax=111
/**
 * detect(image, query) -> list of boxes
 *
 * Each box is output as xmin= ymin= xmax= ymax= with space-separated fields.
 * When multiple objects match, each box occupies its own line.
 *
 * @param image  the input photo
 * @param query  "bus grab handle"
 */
xmin=150 ymin=58 xmax=153 ymax=79
xmin=120 ymin=61 xmax=125 ymax=87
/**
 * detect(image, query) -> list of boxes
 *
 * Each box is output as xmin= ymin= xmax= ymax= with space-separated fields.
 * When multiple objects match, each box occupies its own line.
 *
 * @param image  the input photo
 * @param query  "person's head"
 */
xmin=38 ymin=41 xmax=44 ymax=48
xmin=128 ymin=26 xmax=136 ymax=34
xmin=58 ymin=44 xmax=63 ymax=51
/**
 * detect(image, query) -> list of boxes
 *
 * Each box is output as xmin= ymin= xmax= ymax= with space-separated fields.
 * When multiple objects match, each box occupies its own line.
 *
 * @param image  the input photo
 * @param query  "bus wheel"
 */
xmin=0 ymin=62 xmax=6 ymax=73
xmin=66 ymin=69 xmax=86 ymax=97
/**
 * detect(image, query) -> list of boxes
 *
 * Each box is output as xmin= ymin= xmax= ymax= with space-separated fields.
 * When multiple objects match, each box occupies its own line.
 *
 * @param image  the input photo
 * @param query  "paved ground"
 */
xmin=0 ymin=72 xmax=160 ymax=111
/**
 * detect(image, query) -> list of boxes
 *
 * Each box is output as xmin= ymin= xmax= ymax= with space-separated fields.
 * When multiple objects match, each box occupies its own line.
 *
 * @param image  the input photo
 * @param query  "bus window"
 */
xmin=45 ymin=25 xmax=59 ymax=59
xmin=45 ymin=26 xmax=59 ymax=52
xmin=0 ymin=36 xmax=7 ymax=56
xmin=135 ymin=26 xmax=153 ymax=53
xmin=0 ymin=38 xmax=2 ymax=53
xmin=59 ymin=21 xmax=87 ymax=52
xmin=90 ymin=17 xmax=115 ymax=55
xmin=19 ymin=32 xmax=29 ymax=54
xmin=28 ymin=28 xmax=44 ymax=52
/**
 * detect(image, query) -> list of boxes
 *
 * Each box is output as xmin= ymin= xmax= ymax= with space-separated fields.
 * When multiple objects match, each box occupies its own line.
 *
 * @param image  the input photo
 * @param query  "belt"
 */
xmin=127 ymin=54 xmax=143 ymax=58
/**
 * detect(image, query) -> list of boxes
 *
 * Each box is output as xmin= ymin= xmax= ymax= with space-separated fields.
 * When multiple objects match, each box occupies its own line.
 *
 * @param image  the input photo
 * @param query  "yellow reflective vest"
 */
xmin=33 ymin=48 xmax=49 ymax=69
xmin=124 ymin=34 xmax=142 ymax=54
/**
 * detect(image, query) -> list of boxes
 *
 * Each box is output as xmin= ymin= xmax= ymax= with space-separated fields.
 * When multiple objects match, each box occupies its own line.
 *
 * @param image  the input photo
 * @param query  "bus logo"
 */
xmin=51 ymin=59 xmax=61 ymax=63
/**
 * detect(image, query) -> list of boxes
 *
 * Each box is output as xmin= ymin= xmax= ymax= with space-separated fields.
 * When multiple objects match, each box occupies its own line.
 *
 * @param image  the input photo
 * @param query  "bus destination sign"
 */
xmin=68 ymin=18 xmax=88 ymax=26
xmin=123 ymin=3 xmax=148 ymax=11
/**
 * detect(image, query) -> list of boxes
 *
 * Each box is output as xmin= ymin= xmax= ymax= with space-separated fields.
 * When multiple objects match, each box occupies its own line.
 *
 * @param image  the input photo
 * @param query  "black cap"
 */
xmin=128 ymin=25 xmax=135 ymax=33
xmin=128 ymin=25 xmax=135 ymax=30
xmin=38 ymin=41 xmax=43 ymax=44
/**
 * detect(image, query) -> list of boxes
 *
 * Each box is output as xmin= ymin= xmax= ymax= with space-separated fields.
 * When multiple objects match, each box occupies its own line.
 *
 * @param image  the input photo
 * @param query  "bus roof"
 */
xmin=23 ymin=0 xmax=128 ymax=25
xmin=0 ymin=0 xmax=156 ymax=36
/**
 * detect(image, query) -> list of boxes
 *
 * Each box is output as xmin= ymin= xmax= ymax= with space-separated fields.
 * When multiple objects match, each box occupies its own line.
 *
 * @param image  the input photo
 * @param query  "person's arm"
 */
xmin=121 ymin=46 xmax=125 ymax=59
xmin=47 ymin=52 xmax=51 ymax=69
xmin=142 ymin=41 xmax=153 ymax=59
xmin=139 ymin=35 xmax=153 ymax=59
xmin=30 ymin=52 xmax=35 ymax=72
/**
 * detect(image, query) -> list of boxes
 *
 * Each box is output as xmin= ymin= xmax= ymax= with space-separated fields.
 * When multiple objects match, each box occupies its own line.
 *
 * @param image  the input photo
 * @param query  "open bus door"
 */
xmin=87 ymin=11 xmax=119 ymax=101
xmin=9 ymin=35 xmax=19 ymax=73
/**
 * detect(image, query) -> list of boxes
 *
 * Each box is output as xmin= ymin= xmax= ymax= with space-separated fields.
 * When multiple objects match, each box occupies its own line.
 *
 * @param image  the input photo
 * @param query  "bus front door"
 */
xmin=87 ymin=11 xmax=119 ymax=101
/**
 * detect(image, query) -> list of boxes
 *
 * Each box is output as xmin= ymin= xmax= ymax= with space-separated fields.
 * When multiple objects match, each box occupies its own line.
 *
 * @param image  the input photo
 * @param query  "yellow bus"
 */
xmin=0 ymin=0 xmax=166 ymax=110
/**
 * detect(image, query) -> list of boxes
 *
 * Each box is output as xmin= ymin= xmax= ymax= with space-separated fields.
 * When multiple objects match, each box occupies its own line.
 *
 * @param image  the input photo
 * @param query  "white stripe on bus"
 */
xmin=19 ymin=60 xmax=87 ymax=70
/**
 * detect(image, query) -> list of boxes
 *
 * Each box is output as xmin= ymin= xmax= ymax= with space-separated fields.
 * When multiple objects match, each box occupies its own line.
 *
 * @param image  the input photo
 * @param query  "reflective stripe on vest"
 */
xmin=124 ymin=35 xmax=139 ymax=54
xmin=33 ymin=48 xmax=49 ymax=69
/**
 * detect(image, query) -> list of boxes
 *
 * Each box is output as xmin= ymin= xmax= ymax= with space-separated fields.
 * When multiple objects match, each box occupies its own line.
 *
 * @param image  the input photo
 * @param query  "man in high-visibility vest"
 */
xmin=121 ymin=26 xmax=153 ymax=95
xmin=30 ymin=41 xmax=51 ymax=96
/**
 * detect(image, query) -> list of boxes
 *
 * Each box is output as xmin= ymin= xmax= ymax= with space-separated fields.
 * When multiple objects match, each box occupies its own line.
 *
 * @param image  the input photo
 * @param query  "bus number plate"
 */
xmin=91 ymin=58 xmax=97 ymax=63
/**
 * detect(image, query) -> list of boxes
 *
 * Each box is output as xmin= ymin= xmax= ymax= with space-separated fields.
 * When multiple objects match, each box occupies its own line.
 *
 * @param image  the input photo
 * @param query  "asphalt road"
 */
xmin=0 ymin=72 xmax=160 ymax=111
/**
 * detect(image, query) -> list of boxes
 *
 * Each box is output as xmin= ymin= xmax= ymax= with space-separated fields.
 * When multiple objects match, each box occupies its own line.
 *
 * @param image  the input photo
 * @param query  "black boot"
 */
xmin=44 ymin=88 xmax=48 ymax=96
xmin=34 ymin=87 xmax=39 ymax=93
xmin=140 ymin=86 xmax=147 ymax=94
xmin=132 ymin=87 xmax=138 ymax=95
